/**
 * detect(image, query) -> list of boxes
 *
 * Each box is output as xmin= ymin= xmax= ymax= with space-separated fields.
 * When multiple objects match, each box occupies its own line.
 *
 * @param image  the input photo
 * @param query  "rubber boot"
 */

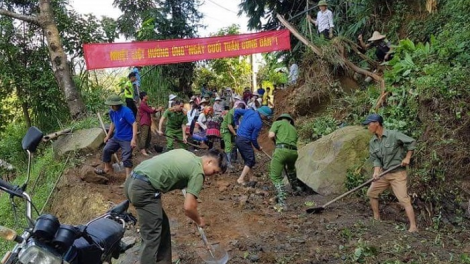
xmin=226 ymin=152 xmax=234 ymax=170
xmin=274 ymin=182 xmax=287 ymax=211
xmin=287 ymin=171 xmax=304 ymax=195
xmin=231 ymin=148 xmax=238 ymax=164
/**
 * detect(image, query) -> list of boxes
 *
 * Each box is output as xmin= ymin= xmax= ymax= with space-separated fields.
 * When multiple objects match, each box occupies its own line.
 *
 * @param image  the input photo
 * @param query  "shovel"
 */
xmin=181 ymin=189 xmax=229 ymax=264
xmin=97 ymin=112 xmax=124 ymax=172
xmin=161 ymin=133 xmax=208 ymax=149
xmin=306 ymin=164 xmax=402 ymax=214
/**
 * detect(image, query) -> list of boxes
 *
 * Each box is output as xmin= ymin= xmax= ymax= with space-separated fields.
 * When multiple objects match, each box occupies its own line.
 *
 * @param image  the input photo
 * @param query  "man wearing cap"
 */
xmin=139 ymin=92 xmax=162 ymax=156
xmin=234 ymin=106 xmax=272 ymax=185
xmin=124 ymin=148 xmax=227 ymax=264
xmin=307 ymin=0 xmax=335 ymax=39
xmin=221 ymin=100 xmax=246 ymax=169
xmin=363 ymin=114 xmax=417 ymax=232
xmin=358 ymin=31 xmax=394 ymax=62
xmin=268 ymin=113 xmax=303 ymax=209
xmin=158 ymin=100 xmax=188 ymax=151
xmin=95 ymin=94 xmax=137 ymax=177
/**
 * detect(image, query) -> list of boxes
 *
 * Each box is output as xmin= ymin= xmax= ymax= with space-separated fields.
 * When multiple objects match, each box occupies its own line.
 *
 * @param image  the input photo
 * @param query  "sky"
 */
xmin=69 ymin=0 xmax=250 ymax=40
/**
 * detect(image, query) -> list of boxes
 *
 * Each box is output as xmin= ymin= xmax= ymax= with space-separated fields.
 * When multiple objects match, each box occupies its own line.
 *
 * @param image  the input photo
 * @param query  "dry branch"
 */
xmin=276 ymin=14 xmax=387 ymax=110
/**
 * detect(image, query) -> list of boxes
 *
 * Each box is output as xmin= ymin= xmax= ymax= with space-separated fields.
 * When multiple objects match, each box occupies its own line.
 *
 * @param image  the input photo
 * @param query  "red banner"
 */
xmin=83 ymin=30 xmax=291 ymax=70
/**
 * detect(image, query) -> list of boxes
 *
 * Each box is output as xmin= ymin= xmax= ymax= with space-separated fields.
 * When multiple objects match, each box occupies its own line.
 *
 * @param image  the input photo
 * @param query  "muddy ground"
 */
xmin=48 ymin=126 xmax=470 ymax=264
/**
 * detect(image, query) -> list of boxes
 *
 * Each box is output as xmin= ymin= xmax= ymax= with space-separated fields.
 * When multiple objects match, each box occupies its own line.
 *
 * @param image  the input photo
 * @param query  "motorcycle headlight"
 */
xmin=18 ymin=245 xmax=68 ymax=264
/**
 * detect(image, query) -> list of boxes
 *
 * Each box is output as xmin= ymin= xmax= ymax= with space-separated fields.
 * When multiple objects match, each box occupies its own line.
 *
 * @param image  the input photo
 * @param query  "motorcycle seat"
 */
xmin=72 ymin=218 xmax=124 ymax=263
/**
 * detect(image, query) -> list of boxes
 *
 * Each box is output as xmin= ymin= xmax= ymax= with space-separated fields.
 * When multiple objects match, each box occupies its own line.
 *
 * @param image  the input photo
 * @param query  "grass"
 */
xmin=0 ymin=114 xmax=107 ymax=256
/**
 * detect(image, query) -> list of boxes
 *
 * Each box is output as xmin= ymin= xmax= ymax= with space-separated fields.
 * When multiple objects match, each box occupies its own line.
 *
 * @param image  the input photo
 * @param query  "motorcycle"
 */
xmin=0 ymin=126 xmax=137 ymax=264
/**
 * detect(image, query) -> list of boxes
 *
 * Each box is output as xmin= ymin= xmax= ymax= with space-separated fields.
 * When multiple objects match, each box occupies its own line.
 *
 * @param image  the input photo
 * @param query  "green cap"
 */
xmin=317 ymin=0 xmax=328 ymax=6
xmin=276 ymin=113 xmax=294 ymax=125
xmin=105 ymin=94 xmax=123 ymax=106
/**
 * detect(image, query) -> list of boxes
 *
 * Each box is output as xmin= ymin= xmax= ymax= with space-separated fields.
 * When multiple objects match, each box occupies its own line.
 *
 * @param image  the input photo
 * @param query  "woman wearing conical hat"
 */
xmin=358 ymin=31 xmax=394 ymax=62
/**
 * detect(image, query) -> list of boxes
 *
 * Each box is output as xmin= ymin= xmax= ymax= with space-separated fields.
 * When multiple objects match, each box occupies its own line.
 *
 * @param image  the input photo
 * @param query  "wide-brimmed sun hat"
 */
xmin=368 ymin=31 xmax=386 ymax=41
xmin=317 ymin=0 xmax=328 ymax=6
xmin=169 ymin=94 xmax=177 ymax=100
xmin=105 ymin=94 xmax=123 ymax=106
xmin=276 ymin=113 xmax=294 ymax=125
xmin=200 ymin=98 xmax=209 ymax=104
xmin=215 ymin=97 xmax=221 ymax=101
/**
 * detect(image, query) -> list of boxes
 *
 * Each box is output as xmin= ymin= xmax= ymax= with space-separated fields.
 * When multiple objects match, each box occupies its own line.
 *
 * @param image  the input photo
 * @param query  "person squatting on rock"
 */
xmin=358 ymin=31 xmax=394 ymax=62
xmin=308 ymin=0 xmax=335 ymax=39
xmin=221 ymin=100 xmax=246 ymax=169
xmin=362 ymin=114 xmax=418 ymax=232
xmin=124 ymin=148 xmax=227 ymax=264
xmin=95 ymin=95 xmax=137 ymax=177
xmin=268 ymin=114 xmax=303 ymax=209
xmin=158 ymin=100 xmax=188 ymax=151
xmin=124 ymin=72 xmax=139 ymax=118
xmin=138 ymin=91 xmax=162 ymax=156
xmin=234 ymin=106 xmax=272 ymax=185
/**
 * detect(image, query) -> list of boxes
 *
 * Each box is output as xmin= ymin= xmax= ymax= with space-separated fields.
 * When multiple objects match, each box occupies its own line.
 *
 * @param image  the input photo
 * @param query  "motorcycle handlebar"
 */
xmin=0 ymin=179 xmax=24 ymax=198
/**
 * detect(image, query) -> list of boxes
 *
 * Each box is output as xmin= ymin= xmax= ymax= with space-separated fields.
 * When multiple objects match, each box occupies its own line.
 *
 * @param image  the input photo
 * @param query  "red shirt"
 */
xmin=139 ymin=101 xmax=157 ymax=126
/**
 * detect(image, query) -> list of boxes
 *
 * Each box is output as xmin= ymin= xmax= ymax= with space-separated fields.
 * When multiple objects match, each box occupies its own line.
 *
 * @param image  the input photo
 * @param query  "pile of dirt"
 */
xmin=44 ymin=130 xmax=470 ymax=264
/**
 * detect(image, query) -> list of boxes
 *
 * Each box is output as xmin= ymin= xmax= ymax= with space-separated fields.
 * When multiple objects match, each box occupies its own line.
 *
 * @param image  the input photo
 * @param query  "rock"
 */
xmin=53 ymin=128 xmax=105 ymax=158
xmin=80 ymin=165 xmax=108 ymax=184
xmin=296 ymin=126 xmax=372 ymax=195
xmin=217 ymin=180 xmax=231 ymax=192
xmin=249 ymin=254 xmax=260 ymax=262
xmin=239 ymin=195 xmax=249 ymax=207
xmin=121 ymin=236 xmax=136 ymax=250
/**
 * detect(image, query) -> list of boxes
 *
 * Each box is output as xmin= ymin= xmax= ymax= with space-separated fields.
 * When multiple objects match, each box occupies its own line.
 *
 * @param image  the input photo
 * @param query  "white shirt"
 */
xmin=197 ymin=113 xmax=211 ymax=130
xmin=187 ymin=108 xmax=199 ymax=125
xmin=316 ymin=9 xmax=334 ymax=33
xmin=288 ymin=63 xmax=299 ymax=84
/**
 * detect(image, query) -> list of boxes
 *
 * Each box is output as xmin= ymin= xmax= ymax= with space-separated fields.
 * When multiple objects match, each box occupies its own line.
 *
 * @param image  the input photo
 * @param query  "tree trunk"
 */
xmin=37 ymin=0 xmax=85 ymax=118
xmin=21 ymin=101 xmax=32 ymax=128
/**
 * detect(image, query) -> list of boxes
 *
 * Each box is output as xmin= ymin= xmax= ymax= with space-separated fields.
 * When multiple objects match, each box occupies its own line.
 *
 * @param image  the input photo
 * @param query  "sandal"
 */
xmin=94 ymin=168 xmax=109 ymax=176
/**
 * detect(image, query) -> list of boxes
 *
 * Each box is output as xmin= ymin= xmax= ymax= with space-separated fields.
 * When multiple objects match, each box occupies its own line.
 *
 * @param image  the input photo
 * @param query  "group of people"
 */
xmin=91 ymin=42 xmax=416 ymax=263
xmin=96 ymin=85 xmax=419 ymax=264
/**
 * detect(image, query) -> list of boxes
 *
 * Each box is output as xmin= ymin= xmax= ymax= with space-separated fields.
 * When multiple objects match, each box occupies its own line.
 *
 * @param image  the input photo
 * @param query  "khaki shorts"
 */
xmin=367 ymin=170 xmax=411 ymax=206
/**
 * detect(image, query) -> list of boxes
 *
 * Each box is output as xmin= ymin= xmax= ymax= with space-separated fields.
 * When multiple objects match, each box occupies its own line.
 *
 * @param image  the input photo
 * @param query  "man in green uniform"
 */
xmin=268 ymin=113 xmax=303 ymax=209
xmin=220 ymin=101 xmax=246 ymax=169
xmin=363 ymin=114 xmax=417 ymax=232
xmin=158 ymin=100 xmax=188 ymax=151
xmin=124 ymin=149 xmax=227 ymax=264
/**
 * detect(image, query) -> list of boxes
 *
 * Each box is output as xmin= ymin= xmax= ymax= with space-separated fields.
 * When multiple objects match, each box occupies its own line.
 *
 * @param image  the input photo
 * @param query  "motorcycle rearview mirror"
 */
xmin=22 ymin=126 xmax=44 ymax=152
xmin=21 ymin=126 xmax=44 ymax=186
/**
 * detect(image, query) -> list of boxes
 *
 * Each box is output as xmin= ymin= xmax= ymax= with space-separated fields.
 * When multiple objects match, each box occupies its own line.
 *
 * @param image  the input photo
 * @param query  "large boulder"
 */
xmin=296 ymin=126 xmax=372 ymax=195
xmin=53 ymin=128 xmax=105 ymax=157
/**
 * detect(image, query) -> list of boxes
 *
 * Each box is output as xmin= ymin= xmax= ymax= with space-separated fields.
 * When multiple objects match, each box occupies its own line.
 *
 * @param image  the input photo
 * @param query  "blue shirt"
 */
xmin=257 ymin=88 xmax=265 ymax=96
xmin=233 ymin=109 xmax=262 ymax=150
xmin=132 ymin=81 xmax=140 ymax=101
xmin=132 ymin=67 xmax=141 ymax=86
xmin=109 ymin=106 xmax=135 ymax=141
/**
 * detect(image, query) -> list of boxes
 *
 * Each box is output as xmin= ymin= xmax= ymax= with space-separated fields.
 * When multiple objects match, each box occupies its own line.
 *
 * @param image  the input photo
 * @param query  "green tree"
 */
xmin=194 ymin=25 xmax=252 ymax=92
xmin=113 ymin=0 xmax=203 ymax=93
xmin=0 ymin=0 xmax=86 ymax=118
